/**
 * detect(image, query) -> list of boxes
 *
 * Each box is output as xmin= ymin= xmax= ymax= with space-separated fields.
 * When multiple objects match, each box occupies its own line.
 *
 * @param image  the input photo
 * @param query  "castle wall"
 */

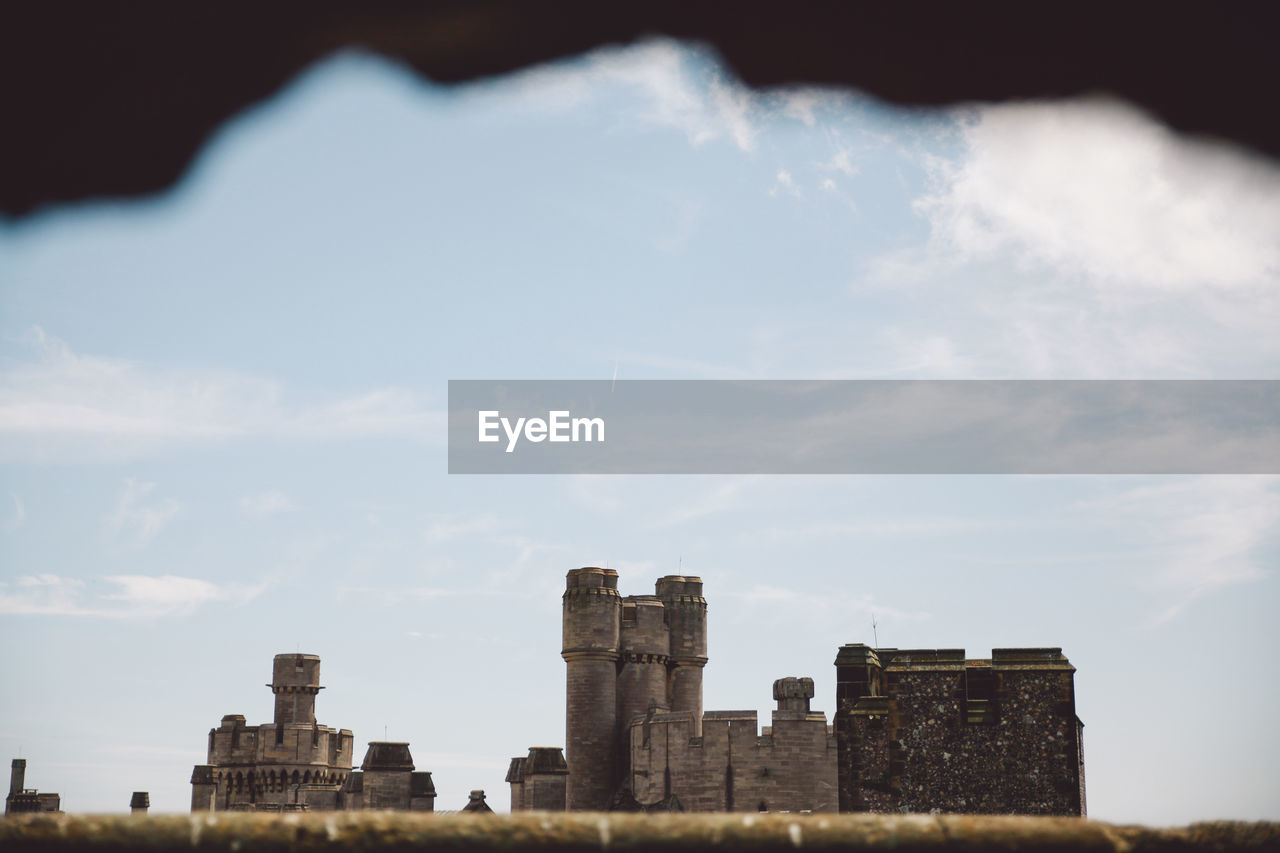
xmin=627 ymin=707 xmax=838 ymax=813
xmin=363 ymin=770 xmax=411 ymax=810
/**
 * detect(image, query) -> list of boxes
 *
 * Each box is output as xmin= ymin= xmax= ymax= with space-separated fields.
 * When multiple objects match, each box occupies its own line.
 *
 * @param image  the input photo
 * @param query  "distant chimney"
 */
xmin=9 ymin=759 xmax=26 ymax=797
xmin=130 ymin=792 xmax=150 ymax=815
xmin=462 ymin=789 xmax=493 ymax=814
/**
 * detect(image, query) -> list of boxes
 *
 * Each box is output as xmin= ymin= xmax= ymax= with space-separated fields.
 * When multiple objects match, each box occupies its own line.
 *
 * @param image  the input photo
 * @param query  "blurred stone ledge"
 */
xmin=1 ymin=813 xmax=1277 ymax=852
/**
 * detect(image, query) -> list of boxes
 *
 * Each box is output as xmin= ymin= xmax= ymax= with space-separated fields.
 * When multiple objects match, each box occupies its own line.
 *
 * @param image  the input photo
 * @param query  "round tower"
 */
xmin=656 ymin=575 xmax=708 ymax=737
xmin=268 ymin=653 xmax=323 ymax=725
xmin=562 ymin=567 xmax=621 ymax=810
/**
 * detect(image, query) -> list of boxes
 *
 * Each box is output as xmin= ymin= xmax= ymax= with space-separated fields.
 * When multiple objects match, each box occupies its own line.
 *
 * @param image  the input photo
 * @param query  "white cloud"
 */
xmin=917 ymin=98 xmax=1280 ymax=291
xmin=863 ymin=98 xmax=1280 ymax=378
xmin=239 ymin=490 xmax=297 ymax=517
xmin=781 ymin=90 xmax=819 ymax=126
xmin=107 ymin=479 xmax=179 ymax=546
xmin=709 ymin=78 xmax=757 ymax=152
xmin=101 ymin=575 xmax=224 ymax=611
xmin=0 ymin=573 xmax=265 ymax=618
xmin=0 ymin=328 xmax=443 ymax=461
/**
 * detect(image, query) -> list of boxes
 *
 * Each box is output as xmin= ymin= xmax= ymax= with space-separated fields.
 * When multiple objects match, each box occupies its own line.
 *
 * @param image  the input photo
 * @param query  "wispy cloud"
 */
xmin=0 ymin=573 xmax=267 ymax=618
xmin=239 ymin=489 xmax=298 ymax=517
xmin=422 ymin=513 xmax=500 ymax=543
xmin=822 ymin=146 xmax=859 ymax=178
xmin=1076 ymin=476 xmax=1279 ymax=626
xmin=107 ymin=479 xmax=179 ymax=546
xmin=3 ymin=493 xmax=23 ymax=532
xmin=769 ymin=170 xmax=802 ymax=199
xmin=0 ymin=328 xmax=443 ymax=461
xmin=733 ymin=584 xmax=930 ymax=623
xmin=491 ymin=41 xmax=762 ymax=153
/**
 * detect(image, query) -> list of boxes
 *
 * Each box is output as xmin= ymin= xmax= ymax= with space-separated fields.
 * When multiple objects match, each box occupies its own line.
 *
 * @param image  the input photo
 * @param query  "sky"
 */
xmin=1 ymin=40 xmax=1278 ymax=824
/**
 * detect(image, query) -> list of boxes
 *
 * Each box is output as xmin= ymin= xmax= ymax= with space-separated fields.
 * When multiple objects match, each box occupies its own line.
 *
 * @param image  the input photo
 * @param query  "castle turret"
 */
xmin=656 ymin=576 xmax=708 ymax=738
xmin=130 ymin=792 xmax=150 ymax=815
xmin=562 ymin=567 xmax=621 ymax=810
xmin=268 ymin=653 xmax=323 ymax=725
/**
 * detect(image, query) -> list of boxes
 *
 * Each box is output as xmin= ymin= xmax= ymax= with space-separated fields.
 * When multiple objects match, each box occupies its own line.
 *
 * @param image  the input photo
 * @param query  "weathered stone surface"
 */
xmin=1 ymin=813 xmax=1276 ymax=852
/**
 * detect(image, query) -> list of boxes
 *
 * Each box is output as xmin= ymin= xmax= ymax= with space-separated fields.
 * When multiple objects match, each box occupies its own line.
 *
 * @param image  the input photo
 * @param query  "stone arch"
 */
xmin=303 ymin=770 xmax=311 ymax=784
xmin=291 ymin=770 xmax=300 ymax=786
xmin=757 ymin=800 xmax=768 ymax=812
xmin=234 ymin=771 xmax=243 ymax=794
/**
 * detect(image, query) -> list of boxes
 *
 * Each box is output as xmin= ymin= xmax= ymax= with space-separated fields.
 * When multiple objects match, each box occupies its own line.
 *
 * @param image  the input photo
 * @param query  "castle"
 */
xmin=506 ymin=568 xmax=1085 ymax=815
xmin=190 ymin=654 xmax=437 ymax=812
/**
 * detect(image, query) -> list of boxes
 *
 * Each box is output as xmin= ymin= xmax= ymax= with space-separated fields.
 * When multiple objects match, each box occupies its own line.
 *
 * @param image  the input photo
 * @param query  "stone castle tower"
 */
xmin=192 ymin=653 xmax=441 ymax=813
xmin=561 ymin=568 xmax=708 ymax=810
xmin=191 ymin=653 xmax=356 ymax=811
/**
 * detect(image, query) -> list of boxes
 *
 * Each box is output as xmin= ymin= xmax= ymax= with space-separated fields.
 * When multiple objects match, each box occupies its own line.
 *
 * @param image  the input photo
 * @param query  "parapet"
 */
xmin=271 ymin=653 xmax=321 ymax=685
xmin=361 ymin=742 xmax=415 ymax=772
xmin=190 ymin=766 xmax=216 ymax=785
xmin=876 ymin=649 xmax=968 ymax=671
xmin=655 ymin=575 xmax=704 ymax=600
xmin=565 ymin=567 xmax=619 ymax=592
xmin=991 ymin=648 xmax=1075 ymax=671
xmin=863 ymin=647 xmax=1075 ymax=672
xmin=2 ymin=814 xmax=1274 ymax=851
xmin=703 ymin=710 xmax=758 ymax=723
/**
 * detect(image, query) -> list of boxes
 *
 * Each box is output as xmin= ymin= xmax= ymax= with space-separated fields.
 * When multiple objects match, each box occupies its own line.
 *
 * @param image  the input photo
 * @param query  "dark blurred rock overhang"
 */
xmin=3 ymin=0 xmax=1278 ymax=219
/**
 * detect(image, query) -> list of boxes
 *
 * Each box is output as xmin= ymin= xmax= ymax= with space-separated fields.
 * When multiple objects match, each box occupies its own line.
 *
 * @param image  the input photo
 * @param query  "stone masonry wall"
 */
xmin=629 ymin=710 xmax=838 ymax=813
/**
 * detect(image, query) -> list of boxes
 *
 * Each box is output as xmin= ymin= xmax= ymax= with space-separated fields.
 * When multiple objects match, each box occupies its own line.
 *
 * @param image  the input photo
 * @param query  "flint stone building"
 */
xmin=508 ymin=568 xmax=1085 ymax=815
xmin=835 ymin=644 xmax=1086 ymax=815
xmin=190 ymin=654 xmax=434 ymax=812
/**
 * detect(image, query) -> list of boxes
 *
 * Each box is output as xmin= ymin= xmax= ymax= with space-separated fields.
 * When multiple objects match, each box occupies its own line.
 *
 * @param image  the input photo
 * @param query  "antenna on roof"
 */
xmin=678 ymin=554 xmax=682 ymax=572
xmin=872 ymin=614 xmax=879 ymax=648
